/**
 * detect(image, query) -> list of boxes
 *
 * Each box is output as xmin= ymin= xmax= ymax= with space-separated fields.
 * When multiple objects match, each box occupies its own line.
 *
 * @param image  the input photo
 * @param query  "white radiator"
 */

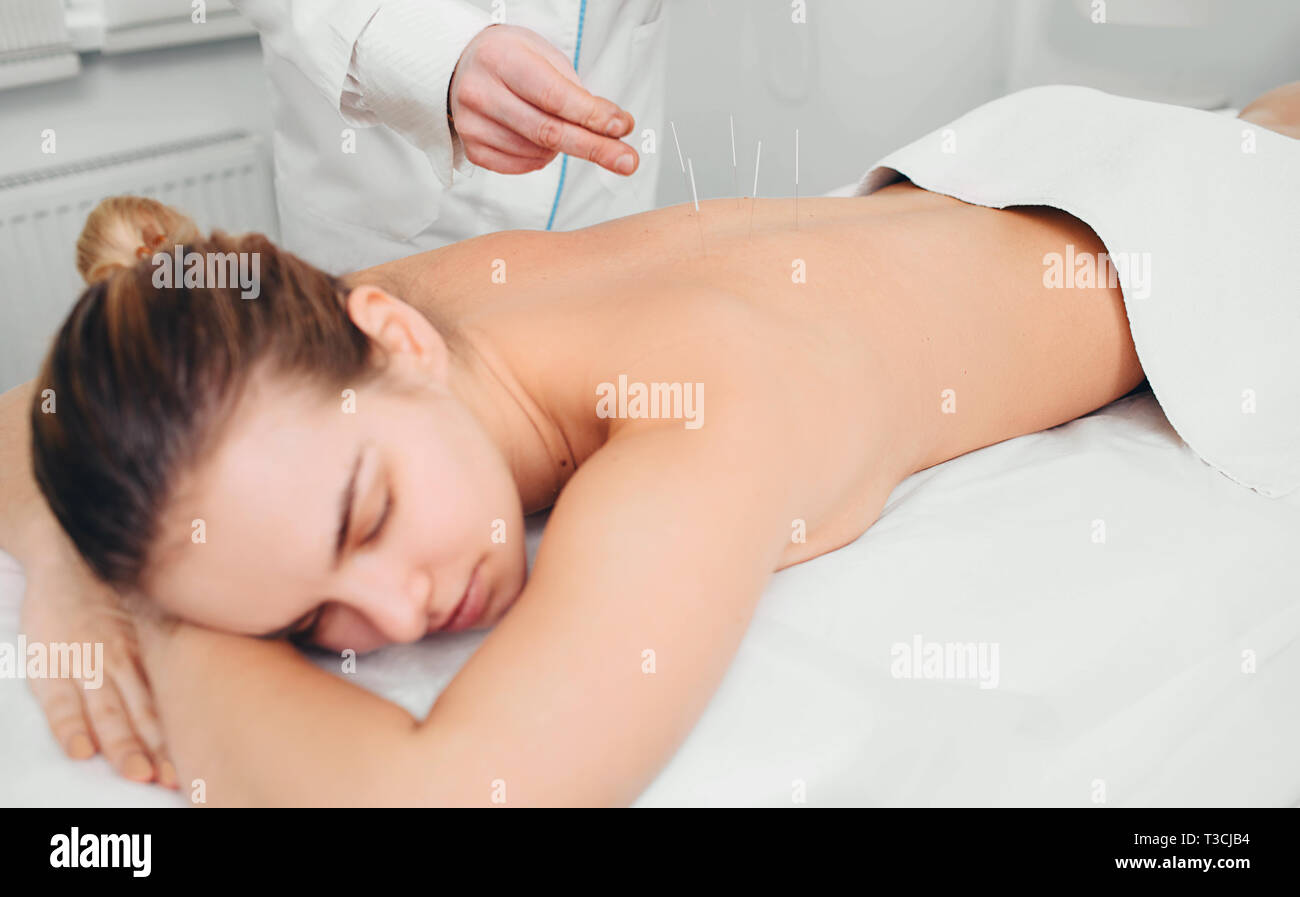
xmin=0 ymin=130 xmax=278 ymax=391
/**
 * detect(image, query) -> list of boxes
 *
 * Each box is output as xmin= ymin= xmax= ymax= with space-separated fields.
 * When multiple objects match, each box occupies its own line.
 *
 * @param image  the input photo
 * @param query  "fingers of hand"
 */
xmin=499 ymin=46 xmax=633 ymax=140
xmin=111 ymin=659 xmax=166 ymax=762
xmin=31 ymin=676 xmax=94 ymax=759
xmin=466 ymin=142 xmax=557 ymax=175
xmin=81 ymin=679 xmax=155 ymax=783
xmin=492 ymin=89 xmax=638 ymax=174
xmin=457 ymin=102 xmax=557 ymax=165
xmin=519 ymin=30 xmax=585 ymax=89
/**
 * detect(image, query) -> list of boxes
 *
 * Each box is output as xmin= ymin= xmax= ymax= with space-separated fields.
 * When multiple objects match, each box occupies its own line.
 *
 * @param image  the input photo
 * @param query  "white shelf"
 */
xmin=42 ymin=1 xmax=255 ymax=63
xmin=0 ymin=51 xmax=81 ymax=91
xmin=101 ymin=11 xmax=255 ymax=55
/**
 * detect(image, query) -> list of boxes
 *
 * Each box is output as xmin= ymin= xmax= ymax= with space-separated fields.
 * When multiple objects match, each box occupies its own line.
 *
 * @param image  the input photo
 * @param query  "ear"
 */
xmin=344 ymin=285 xmax=450 ymax=384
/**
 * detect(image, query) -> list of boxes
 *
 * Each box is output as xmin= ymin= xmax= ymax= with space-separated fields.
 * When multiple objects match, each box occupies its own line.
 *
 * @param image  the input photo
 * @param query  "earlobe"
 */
xmin=344 ymin=285 xmax=449 ymax=383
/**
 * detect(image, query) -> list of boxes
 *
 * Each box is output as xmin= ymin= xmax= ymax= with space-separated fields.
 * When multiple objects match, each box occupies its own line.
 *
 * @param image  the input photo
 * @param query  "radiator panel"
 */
xmin=0 ymin=130 xmax=278 ymax=391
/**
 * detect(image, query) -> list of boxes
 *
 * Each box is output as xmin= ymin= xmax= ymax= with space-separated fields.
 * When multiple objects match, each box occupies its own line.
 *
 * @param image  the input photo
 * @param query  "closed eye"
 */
xmin=361 ymin=486 xmax=393 ymax=547
xmin=259 ymin=605 xmax=323 ymax=642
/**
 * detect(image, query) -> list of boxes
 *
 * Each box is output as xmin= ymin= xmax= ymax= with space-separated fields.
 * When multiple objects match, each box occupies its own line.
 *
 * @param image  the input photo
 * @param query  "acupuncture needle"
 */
xmin=747 ymin=139 xmax=762 ymax=242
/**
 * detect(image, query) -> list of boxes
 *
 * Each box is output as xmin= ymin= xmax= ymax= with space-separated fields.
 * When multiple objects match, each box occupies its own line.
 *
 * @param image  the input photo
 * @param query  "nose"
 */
xmin=345 ymin=568 xmax=434 ymax=645
xmin=408 ymin=569 xmax=436 ymax=619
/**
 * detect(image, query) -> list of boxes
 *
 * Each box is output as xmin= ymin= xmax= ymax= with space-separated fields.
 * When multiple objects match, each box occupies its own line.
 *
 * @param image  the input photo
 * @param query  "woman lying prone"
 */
xmin=2 ymin=82 xmax=1294 ymax=805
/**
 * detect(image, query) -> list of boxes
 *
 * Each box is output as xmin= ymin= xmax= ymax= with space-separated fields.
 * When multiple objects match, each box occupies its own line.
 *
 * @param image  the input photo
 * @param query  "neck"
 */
xmin=445 ymin=333 xmax=576 ymax=513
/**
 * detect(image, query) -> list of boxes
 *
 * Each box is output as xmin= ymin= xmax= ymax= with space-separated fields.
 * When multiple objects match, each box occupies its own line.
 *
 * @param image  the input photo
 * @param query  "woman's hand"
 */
xmin=19 ymin=548 xmax=178 ymax=789
xmin=448 ymin=24 xmax=638 ymax=175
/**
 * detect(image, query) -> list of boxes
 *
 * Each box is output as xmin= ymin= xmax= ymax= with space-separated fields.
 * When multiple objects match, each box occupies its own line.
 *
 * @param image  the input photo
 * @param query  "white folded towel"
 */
xmin=857 ymin=85 xmax=1300 ymax=498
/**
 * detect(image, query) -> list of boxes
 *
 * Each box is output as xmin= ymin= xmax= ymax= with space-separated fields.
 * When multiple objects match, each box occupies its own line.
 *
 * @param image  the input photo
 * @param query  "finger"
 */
xmin=521 ymin=32 xmax=584 ymax=87
xmin=458 ymin=108 xmax=558 ymax=161
xmin=111 ymin=660 xmax=165 ymax=759
xmin=497 ymin=47 xmax=632 ymax=138
xmin=489 ymin=89 xmax=638 ymax=174
xmin=155 ymin=749 xmax=179 ymax=791
xmin=82 ymin=679 xmax=154 ymax=782
xmin=524 ymin=38 xmax=637 ymax=139
xmin=466 ymin=141 xmax=558 ymax=175
xmin=123 ymin=655 xmax=178 ymax=790
xmin=29 ymin=675 xmax=95 ymax=759
xmin=122 ymin=647 xmax=178 ymax=785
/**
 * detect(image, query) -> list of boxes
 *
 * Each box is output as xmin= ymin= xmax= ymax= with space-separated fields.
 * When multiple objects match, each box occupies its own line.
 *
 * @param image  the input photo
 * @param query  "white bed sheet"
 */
xmin=4 ymin=385 xmax=1298 ymax=807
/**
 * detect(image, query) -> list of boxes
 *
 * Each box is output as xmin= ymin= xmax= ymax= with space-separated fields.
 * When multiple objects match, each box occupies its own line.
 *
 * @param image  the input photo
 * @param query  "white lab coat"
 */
xmin=230 ymin=0 xmax=669 ymax=273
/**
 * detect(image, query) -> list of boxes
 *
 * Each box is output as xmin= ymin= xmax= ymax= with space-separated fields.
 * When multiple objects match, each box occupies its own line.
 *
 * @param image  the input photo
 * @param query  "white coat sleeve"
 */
xmin=229 ymin=0 xmax=494 ymax=187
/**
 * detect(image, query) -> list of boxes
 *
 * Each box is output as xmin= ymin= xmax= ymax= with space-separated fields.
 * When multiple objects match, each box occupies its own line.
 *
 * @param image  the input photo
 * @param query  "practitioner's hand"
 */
xmin=448 ymin=24 xmax=639 ymax=176
xmin=19 ymin=544 xmax=178 ymax=789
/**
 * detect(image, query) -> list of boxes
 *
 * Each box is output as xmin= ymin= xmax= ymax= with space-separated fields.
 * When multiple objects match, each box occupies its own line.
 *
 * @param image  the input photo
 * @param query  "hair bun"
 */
xmin=75 ymin=196 xmax=202 ymax=285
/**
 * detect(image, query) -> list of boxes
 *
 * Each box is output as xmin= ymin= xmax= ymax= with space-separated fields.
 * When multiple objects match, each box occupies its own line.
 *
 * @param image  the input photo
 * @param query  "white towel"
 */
xmin=857 ymin=85 xmax=1300 ymax=499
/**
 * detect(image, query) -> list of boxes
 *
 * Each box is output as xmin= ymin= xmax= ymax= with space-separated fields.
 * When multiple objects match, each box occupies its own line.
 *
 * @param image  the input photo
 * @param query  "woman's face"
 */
xmin=143 ymin=288 xmax=529 ymax=653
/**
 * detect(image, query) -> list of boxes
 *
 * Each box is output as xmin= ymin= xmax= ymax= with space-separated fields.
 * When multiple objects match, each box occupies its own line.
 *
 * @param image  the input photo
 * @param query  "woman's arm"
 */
xmin=1 ymin=380 xmax=174 ymax=784
xmin=0 ymin=381 xmax=59 ymax=564
xmin=147 ymin=421 xmax=795 ymax=806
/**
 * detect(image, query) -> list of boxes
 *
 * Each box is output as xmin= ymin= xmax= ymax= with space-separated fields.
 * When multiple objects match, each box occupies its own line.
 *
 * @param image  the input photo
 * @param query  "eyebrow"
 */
xmin=334 ymin=448 xmax=364 ymax=570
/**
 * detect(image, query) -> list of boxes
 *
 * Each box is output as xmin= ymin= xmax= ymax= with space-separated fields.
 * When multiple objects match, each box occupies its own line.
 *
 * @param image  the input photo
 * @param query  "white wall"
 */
xmin=0 ymin=35 xmax=273 ymax=175
xmin=1004 ymin=0 xmax=1300 ymax=108
xmin=651 ymin=0 xmax=1300 ymax=207
xmin=652 ymin=0 xmax=1012 ymax=206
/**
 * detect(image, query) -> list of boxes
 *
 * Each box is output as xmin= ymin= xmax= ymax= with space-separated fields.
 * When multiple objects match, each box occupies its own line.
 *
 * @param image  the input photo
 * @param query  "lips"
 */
xmin=440 ymin=561 xmax=488 ymax=633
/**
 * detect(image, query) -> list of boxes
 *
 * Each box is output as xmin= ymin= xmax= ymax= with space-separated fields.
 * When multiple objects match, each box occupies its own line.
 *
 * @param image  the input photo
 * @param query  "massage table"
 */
xmin=4 ymin=381 xmax=1297 ymax=806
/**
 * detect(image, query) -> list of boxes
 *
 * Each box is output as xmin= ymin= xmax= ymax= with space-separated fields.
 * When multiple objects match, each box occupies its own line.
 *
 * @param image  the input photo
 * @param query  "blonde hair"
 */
xmin=74 ymin=196 xmax=202 ymax=284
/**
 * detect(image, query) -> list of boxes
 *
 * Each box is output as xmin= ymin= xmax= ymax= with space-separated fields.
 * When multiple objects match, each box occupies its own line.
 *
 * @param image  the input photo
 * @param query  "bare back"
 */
xmin=349 ymin=182 xmax=1144 ymax=569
